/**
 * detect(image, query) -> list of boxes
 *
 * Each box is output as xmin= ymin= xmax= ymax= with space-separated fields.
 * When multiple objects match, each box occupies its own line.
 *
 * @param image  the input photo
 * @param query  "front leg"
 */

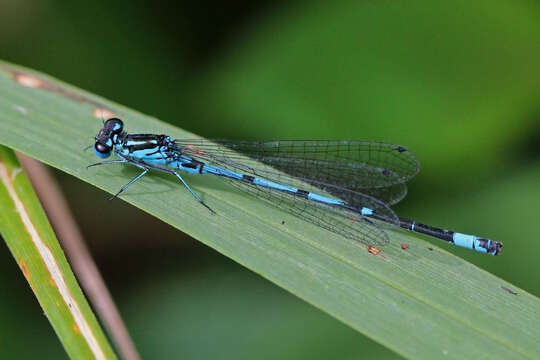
xmin=107 ymin=157 xmax=150 ymax=200
xmin=109 ymin=166 xmax=149 ymax=200
xmin=88 ymin=154 xmax=151 ymax=200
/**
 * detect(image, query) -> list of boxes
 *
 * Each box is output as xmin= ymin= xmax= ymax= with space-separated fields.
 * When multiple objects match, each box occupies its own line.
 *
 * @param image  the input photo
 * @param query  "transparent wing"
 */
xmin=176 ymin=139 xmax=420 ymax=188
xmin=176 ymin=144 xmax=400 ymax=245
xmin=361 ymin=183 xmax=408 ymax=206
xmin=176 ymin=139 xmax=419 ymax=205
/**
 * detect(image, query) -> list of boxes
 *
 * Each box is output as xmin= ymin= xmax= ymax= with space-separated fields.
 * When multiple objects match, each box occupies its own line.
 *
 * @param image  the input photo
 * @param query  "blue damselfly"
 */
xmin=88 ymin=118 xmax=502 ymax=255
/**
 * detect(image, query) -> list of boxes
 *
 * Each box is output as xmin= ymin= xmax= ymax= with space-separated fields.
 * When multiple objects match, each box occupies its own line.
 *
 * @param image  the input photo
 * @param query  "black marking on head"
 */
xmin=382 ymin=169 xmax=392 ymax=176
xmin=296 ymin=189 xmax=309 ymax=199
xmin=242 ymin=175 xmax=255 ymax=183
xmin=395 ymin=146 xmax=407 ymax=153
xmin=104 ymin=118 xmax=124 ymax=134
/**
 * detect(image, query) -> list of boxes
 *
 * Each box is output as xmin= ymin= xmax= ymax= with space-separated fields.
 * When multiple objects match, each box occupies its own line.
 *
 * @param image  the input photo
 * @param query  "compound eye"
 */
xmin=104 ymin=118 xmax=124 ymax=134
xmin=94 ymin=142 xmax=111 ymax=158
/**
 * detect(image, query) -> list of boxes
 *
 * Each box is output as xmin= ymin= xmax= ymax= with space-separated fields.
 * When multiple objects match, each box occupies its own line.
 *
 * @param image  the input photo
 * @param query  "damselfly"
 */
xmin=88 ymin=118 xmax=502 ymax=255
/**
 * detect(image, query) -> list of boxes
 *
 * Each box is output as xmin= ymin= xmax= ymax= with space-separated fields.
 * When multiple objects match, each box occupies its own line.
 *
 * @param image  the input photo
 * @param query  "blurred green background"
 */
xmin=1 ymin=0 xmax=539 ymax=358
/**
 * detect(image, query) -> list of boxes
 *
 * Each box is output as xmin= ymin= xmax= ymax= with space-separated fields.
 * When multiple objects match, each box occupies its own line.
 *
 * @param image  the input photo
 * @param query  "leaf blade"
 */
xmin=0 ymin=146 xmax=116 ymax=360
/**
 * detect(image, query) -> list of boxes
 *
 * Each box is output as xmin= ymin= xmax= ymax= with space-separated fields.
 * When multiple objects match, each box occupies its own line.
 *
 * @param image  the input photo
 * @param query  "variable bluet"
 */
xmin=88 ymin=118 xmax=502 ymax=255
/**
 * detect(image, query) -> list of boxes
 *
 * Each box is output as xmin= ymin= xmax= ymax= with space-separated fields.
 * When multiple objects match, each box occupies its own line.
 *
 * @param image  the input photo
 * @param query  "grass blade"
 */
xmin=0 ymin=146 xmax=116 ymax=359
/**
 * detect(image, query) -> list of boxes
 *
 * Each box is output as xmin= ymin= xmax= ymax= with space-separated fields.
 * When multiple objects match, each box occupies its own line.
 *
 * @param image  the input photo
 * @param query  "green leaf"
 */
xmin=0 ymin=61 xmax=538 ymax=359
xmin=0 ymin=146 xmax=116 ymax=359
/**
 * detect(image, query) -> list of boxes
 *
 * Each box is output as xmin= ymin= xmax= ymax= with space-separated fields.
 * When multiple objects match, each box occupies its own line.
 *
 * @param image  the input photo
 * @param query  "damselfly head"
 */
xmin=94 ymin=118 xmax=124 ymax=158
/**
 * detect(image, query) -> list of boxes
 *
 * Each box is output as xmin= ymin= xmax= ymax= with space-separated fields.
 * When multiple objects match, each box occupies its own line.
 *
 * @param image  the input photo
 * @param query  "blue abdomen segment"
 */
xmin=453 ymin=233 xmax=478 ymax=250
xmin=453 ymin=233 xmax=494 ymax=254
xmin=360 ymin=207 xmax=374 ymax=216
xmin=253 ymin=177 xmax=298 ymax=193
xmin=307 ymin=192 xmax=343 ymax=205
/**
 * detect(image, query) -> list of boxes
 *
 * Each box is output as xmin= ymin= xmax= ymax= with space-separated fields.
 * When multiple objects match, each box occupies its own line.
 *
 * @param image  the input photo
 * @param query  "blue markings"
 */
xmin=453 ymin=233 xmax=489 ymax=254
xmin=94 ymin=147 xmax=110 ymax=158
xmin=453 ymin=232 xmax=476 ymax=250
xmin=361 ymin=207 xmax=373 ymax=216
xmin=308 ymin=192 xmax=343 ymax=205
xmin=111 ymin=121 xmax=123 ymax=132
xmin=125 ymin=140 xmax=155 ymax=146
xmin=253 ymin=178 xmax=298 ymax=193
xmin=88 ymin=118 xmax=503 ymax=256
